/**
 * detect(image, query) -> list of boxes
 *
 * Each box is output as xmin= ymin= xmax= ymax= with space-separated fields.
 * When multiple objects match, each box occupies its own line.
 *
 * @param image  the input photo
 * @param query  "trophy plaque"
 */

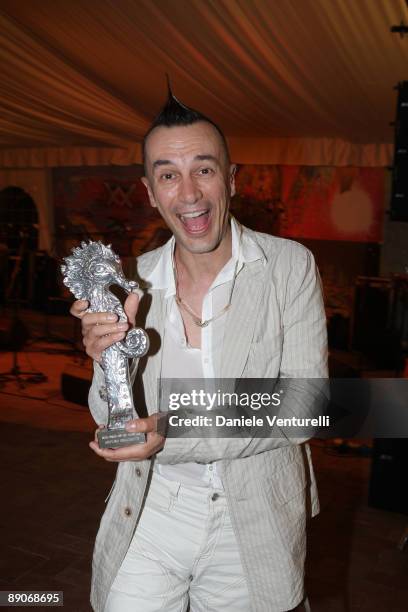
xmin=61 ymin=241 xmax=149 ymax=448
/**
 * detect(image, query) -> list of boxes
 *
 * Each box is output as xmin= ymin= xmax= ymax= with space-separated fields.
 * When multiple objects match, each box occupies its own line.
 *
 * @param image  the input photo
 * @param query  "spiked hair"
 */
xmin=142 ymin=83 xmax=230 ymax=170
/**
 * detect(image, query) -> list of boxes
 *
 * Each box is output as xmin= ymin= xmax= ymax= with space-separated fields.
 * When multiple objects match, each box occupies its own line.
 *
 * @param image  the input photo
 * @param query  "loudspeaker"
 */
xmin=390 ymin=162 xmax=408 ymax=221
xmin=351 ymin=276 xmax=404 ymax=369
xmin=391 ymin=82 xmax=408 ymax=221
xmin=369 ymin=439 xmax=408 ymax=514
xmin=61 ymin=362 xmax=92 ymax=407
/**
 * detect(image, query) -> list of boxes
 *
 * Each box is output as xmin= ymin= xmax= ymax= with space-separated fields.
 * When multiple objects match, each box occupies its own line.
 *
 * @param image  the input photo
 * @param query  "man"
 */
xmin=71 ymin=93 xmax=328 ymax=612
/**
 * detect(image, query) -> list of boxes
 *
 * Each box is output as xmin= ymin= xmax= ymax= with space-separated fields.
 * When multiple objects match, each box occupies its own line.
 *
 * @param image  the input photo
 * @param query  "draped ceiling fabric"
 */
xmin=0 ymin=0 xmax=407 ymax=168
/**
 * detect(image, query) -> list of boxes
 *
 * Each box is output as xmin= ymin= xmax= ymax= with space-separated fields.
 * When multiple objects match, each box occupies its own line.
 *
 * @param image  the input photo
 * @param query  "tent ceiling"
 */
xmin=0 ymin=0 xmax=407 ymax=166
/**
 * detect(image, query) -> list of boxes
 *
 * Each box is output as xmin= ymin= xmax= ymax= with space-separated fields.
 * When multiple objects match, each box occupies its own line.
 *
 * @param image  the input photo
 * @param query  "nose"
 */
xmin=179 ymin=175 xmax=202 ymax=205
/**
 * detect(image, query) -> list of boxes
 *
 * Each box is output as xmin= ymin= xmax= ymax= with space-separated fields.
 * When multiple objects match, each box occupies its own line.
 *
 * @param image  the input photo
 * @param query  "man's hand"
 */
xmin=69 ymin=292 xmax=140 ymax=362
xmin=89 ymin=414 xmax=165 ymax=462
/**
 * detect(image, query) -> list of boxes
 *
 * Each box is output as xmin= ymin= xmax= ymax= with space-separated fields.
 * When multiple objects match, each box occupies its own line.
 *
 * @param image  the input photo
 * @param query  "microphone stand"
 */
xmin=0 ymin=230 xmax=47 ymax=389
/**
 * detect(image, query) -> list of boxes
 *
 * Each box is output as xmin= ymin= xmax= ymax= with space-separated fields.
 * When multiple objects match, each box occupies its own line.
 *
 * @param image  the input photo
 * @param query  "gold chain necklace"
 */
xmin=171 ymin=229 xmax=242 ymax=328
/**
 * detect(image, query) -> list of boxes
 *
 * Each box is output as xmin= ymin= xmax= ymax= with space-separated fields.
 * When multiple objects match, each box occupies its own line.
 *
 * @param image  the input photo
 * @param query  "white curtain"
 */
xmin=0 ymin=1 xmax=406 ymax=168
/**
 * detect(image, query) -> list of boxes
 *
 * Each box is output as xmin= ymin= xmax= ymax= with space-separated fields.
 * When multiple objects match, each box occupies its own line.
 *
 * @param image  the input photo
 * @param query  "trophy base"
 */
xmin=97 ymin=428 xmax=146 ymax=449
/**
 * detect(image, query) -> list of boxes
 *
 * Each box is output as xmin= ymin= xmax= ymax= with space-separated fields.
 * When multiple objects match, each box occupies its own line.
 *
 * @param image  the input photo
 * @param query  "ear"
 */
xmin=141 ymin=176 xmax=157 ymax=208
xmin=229 ymin=164 xmax=237 ymax=198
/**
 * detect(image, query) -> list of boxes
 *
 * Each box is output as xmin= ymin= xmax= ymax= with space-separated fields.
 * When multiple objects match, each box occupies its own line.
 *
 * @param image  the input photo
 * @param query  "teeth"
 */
xmin=180 ymin=210 xmax=207 ymax=220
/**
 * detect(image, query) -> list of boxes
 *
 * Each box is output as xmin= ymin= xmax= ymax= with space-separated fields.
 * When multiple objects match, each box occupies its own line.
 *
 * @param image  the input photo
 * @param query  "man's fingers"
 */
xmin=82 ymin=311 xmax=118 ymax=330
xmin=84 ymin=331 xmax=127 ymax=360
xmin=78 ymin=312 xmax=128 ymax=361
xmin=125 ymin=414 xmax=158 ymax=434
xmin=85 ymin=321 xmax=128 ymax=339
xmin=70 ymin=299 xmax=89 ymax=318
xmin=70 ymin=300 xmax=136 ymax=362
xmin=124 ymin=292 xmax=140 ymax=326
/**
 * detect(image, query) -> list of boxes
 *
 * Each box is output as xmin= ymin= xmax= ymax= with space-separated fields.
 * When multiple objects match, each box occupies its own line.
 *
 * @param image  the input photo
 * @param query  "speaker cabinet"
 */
xmin=391 ymin=82 xmax=408 ymax=221
xmin=369 ymin=439 xmax=408 ymax=515
xmin=351 ymin=277 xmax=402 ymax=368
xmin=61 ymin=362 xmax=92 ymax=407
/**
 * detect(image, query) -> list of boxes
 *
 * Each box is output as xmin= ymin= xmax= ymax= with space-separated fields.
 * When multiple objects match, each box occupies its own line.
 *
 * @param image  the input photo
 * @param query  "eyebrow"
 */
xmin=194 ymin=154 xmax=218 ymax=162
xmin=152 ymin=154 xmax=218 ymax=170
xmin=152 ymin=159 xmax=172 ymax=169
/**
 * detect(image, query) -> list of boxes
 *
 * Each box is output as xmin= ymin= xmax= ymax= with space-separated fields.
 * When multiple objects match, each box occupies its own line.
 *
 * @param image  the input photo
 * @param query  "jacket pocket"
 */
xmin=261 ymin=454 xmax=306 ymax=505
xmin=261 ymin=457 xmax=307 ymax=559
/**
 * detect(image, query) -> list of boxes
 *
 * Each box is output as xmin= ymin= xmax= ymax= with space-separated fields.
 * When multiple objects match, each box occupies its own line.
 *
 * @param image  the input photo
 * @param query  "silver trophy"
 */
xmin=61 ymin=241 xmax=149 ymax=448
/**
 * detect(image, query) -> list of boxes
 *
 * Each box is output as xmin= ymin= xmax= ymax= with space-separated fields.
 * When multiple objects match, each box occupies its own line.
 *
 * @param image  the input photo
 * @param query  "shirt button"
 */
xmin=211 ymin=493 xmax=219 ymax=502
xmin=124 ymin=506 xmax=132 ymax=517
xmin=135 ymin=468 xmax=142 ymax=477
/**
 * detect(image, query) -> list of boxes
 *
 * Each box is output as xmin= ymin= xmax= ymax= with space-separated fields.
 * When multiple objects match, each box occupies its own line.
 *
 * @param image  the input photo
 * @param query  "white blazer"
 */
xmin=88 ymin=222 xmax=328 ymax=611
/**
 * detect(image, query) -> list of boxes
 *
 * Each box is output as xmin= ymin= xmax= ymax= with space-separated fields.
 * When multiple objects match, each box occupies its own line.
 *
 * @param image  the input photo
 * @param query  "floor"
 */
xmin=306 ymin=442 xmax=408 ymax=612
xmin=0 ymin=312 xmax=407 ymax=611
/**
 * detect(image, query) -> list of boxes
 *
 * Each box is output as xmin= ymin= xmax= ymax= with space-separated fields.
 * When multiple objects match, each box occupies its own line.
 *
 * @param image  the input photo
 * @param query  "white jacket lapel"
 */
xmin=142 ymin=288 xmax=165 ymax=414
xmin=220 ymin=261 xmax=265 ymax=378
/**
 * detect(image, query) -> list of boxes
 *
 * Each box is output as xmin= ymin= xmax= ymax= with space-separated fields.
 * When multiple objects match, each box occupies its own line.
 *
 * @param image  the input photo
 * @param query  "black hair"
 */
xmin=142 ymin=86 xmax=230 ymax=170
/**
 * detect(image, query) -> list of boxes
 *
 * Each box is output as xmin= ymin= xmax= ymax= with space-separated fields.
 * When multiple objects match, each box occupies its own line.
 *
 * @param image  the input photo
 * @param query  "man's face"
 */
xmin=141 ymin=122 xmax=235 ymax=256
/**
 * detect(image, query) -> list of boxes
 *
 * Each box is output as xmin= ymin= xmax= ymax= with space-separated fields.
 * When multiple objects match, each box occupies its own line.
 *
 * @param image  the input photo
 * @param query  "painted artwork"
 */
xmin=53 ymin=164 xmax=386 ymax=262
xmin=53 ymin=166 xmax=169 ymax=257
xmin=232 ymin=166 xmax=385 ymax=242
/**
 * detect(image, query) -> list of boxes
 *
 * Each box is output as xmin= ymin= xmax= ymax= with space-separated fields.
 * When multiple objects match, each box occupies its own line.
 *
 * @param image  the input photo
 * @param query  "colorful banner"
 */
xmin=233 ymin=166 xmax=385 ymax=242
xmin=53 ymin=165 xmax=386 ymax=259
xmin=53 ymin=166 xmax=167 ymax=257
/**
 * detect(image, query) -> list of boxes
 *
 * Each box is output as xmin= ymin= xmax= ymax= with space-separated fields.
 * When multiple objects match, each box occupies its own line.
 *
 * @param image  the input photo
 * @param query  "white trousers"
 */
xmin=104 ymin=471 xmax=250 ymax=612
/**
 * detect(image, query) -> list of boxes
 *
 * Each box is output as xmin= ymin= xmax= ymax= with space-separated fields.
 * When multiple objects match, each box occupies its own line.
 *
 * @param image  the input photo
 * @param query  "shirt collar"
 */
xmin=144 ymin=216 xmax=266 ymax=297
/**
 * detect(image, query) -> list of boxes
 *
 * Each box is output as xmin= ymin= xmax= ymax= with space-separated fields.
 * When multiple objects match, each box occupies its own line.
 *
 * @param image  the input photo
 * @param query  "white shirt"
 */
xmin=145 ymin=217 xmax=264 ymax=487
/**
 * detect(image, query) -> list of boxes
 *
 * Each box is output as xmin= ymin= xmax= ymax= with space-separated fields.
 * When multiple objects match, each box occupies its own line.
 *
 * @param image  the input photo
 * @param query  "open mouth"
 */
xmin=178 ymin=209 xmax=210 ymax=233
